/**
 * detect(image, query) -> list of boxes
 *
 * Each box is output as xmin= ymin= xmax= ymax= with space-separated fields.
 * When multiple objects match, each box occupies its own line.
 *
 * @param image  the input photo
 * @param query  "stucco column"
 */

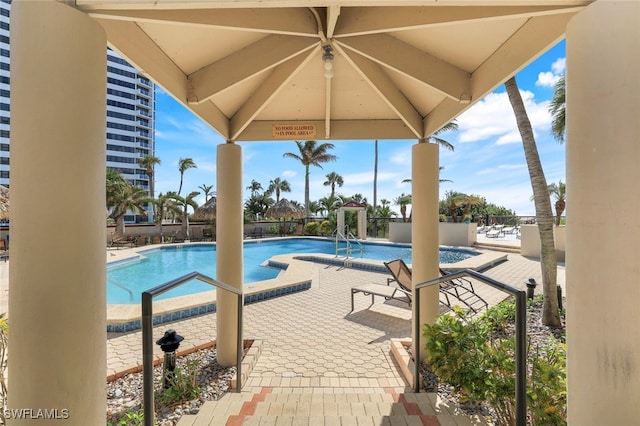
xmin=566 ymin=2 xmax=640 ymax=423
xmin=216 ymin=142 xmax=244 ymax=366
xmin=411 ymin=142 xmax=439 ymax=362
xmin=9 ymin=2 xmax=107 ymax=423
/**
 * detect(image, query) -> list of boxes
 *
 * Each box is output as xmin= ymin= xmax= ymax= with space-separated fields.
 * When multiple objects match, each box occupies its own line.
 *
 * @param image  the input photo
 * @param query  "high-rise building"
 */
xmin=1 ymin=0 xmax=156 ymax=223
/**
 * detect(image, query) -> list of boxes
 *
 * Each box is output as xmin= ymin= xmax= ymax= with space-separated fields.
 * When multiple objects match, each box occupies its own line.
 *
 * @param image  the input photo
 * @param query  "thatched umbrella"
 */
xmin=0 ymin=185 xmax=9 ymax=220
xmin=194 ymin=196 xmax=216 ymax=221
xmin=265 ymin=198 xmax=304 ymax=235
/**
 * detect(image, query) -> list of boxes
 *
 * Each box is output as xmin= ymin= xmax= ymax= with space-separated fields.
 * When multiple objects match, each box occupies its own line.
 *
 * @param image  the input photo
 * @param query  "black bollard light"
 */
xmin=557 ymin=285 xmax=563 ymax=311
xmin=525 ymin=278 xmax=537 ymax=300
xmin=156 ymin=329 xmax=184 ymax=388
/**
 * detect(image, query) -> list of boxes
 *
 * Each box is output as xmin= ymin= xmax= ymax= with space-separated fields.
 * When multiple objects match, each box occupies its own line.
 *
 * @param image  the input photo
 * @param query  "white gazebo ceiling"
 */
xmin=77 ymin=1 xmax=592 ymax=141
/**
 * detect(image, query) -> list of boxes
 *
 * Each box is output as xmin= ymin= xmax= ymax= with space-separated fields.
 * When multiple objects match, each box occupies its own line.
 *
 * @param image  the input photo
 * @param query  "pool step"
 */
xmin=176 ymin=387 xmax=492 ymax=425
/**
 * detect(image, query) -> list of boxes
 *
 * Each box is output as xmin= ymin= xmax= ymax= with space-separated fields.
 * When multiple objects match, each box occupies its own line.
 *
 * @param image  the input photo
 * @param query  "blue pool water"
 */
xmin=107 ymin=238 xmax=478 ymax=304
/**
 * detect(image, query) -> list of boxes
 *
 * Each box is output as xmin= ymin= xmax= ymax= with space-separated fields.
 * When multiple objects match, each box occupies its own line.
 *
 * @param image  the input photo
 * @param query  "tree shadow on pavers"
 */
xmin=344 ymin=309 xmax=411 ymax=344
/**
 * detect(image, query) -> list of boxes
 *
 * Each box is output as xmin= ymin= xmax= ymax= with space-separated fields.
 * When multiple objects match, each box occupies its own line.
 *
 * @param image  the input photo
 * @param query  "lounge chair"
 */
xmin=0 ymin=239 xmax=8 ymax=262
xmin=108 ymin=233 xmax=135 ymax=249
xmin=350 ymin=259 xmax=488 ymax=314
xmin=502 ymin=226 xmax=517 ymax=234
xmin=202 ymin=228 xmax=214 ymax=241
xmin=246 ymin=227 xmax=263 ymax=239
xmin=485 ymin=228 xmax=502 ymax=238
xmin=351 ymin=276 xmax=412 ymax=312
xmin=438 ymin=268 xmax=489 ymax=313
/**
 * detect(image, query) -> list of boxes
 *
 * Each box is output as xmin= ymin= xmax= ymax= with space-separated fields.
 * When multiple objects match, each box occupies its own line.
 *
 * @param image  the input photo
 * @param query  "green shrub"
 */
xmin=424 ymin=301 xmax=566 ymax=426
xmin=108 ymin=409 xmax=145 ymax=426
xmin=480 ymin=298 xmax=517 ymax=334
xmin=155 ymin=360 xmax=201 ymax=405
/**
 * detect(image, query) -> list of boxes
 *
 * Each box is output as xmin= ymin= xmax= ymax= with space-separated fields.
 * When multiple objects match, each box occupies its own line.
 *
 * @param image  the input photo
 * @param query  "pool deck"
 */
xmin=106 ymin=246 xmax=562 ymax=425
xmin=103 ymin=240 xmax=507 ymax=332
xmin=0 ymin=237 xmax=565 ymax=424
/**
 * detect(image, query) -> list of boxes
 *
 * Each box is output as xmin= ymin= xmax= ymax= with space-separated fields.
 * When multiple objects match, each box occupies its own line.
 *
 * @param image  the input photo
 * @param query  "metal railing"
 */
xmin=333 ymin=229 xmax=363 ymax=258
xmin=141 ymin=272 xmax=243 ymax=426
xmin=414 ymin=269 xmax=527 ymax=426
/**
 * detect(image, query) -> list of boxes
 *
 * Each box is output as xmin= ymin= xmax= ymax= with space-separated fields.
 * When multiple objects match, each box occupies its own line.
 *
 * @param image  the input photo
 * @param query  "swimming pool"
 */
xmin=107 ymin=238 xmax=479 ymax=304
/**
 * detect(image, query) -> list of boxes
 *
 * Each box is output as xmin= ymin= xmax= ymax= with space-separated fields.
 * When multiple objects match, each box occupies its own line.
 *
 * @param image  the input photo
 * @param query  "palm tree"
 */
xmin=308 ymin=200 xmax=321 ymax=217
xmin=549 ymin=74 xmax=566 ymax=142
xmin=177 ymin=158 xmax=197 ymax=196
xmin=267 ymin=177 xmax=291 ymax=203
xmin=106 ymin=169 xmax=150 ymax=236
xmin=318 ymin=194 xmax=342 ymax=216
xmin=244 ymin=193 xmax=273 ymax=220
xmin=153 ymin=192 xmax=181 ymax=238
xmin=402 ymin=166 xmax=452 ymax=185
xmin=428 ymin=120 xmax=458 ymax=151
xmin=505 ymin=75 xmax=560 ymax=327
xmin=548 ymin=181 xmax=566 ymax=226
xmin=443 ymin=191 xmax=467 ymax=223
xmin=198 ymin=184 xmax=215 ymax=202
xmin=168 ymin=191 xmax=199 ymax=239
xmin=461 ymin=194 xmax=484 ymax=221
xmin=246 ymin=179 xmax=263 ymax=197
xmin=137 ymin=155 xmax=161 ymax=198
xmin=323 ymin=172 xmax=344 ymax=198
xmin=394 ymin=193 xmax=412 ymax=222
xmin=282 ymin=140 xmax=337 ymax=218
xmin=106 ymin=168 xmax=128 ymax=209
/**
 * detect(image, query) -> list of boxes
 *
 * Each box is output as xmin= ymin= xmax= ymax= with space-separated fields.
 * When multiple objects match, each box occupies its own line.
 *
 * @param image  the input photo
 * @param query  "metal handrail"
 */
xmin=414 ymin=269 xmax=527 ymax=426
xmin=141 ymin=271 xmax=244 ymax=426
xmin=346 ymin=232 xmax=363 ymax=258
xmin=107 ymin=277 xmax=134 ymax=299
xmin=334 ymin=230 xmax=350 ymax=256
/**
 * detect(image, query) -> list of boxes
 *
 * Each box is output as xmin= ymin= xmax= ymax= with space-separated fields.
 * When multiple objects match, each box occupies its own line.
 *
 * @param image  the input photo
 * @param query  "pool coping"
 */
xmin=106 ymin=241 xmax=507 ymax=333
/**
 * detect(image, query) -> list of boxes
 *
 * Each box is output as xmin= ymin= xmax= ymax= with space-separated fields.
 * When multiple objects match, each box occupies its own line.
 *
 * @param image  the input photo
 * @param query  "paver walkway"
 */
xmin=105 ymin=250 xmax=564 ymax=424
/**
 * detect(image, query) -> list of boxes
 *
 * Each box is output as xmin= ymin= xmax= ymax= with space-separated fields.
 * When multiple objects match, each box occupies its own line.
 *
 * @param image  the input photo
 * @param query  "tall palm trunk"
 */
xmin=555 ymin=200 xmax=565 ymax=226
xmin=304 ymin=164 xmax=310 ymax=218
xmin=505 ymin=76 xmax=561 ymax=327
xmin=373 ymin=140 xmax=378 ymax=213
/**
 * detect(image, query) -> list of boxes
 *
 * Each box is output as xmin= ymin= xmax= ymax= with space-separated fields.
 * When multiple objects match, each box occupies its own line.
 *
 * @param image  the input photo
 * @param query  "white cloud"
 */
xmin=551 ymin=57 xmax=566 ymax=74
xmin=536 ymin=57 xmax=565 ymax=87
xmin=536 ymin=71 xmax=559 ymax=88
xmin=282 ymin=170 xmax=296 ymax=178
xmin=456 ymin=90 xmax=551 ymax=145
xmin=477 ymin=164 xmax=525 ymax=175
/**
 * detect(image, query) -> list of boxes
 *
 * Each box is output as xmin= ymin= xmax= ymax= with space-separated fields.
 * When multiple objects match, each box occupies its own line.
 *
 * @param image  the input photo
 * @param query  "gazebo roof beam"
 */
xmin=338 ymin=34 xmax=471 ymax=102
xmin=188 ymin=35 xmax=317 ymax=104
xmin=96 ymin=17 xmax=231 ymax=138
xmin=231 ymin=48 xmax=318 ymax=140
xmin=326 ymin=5 xmax=341 ymax=39
xmin=334 ymin=5 xmax=585 ymax=37
xmin=88 ymin=8 xmax=319 ymax=37
xmin=423 ymin=12 xmax=575 ymax=136
xmin=337 ymin=45 xmax=423 ymax=138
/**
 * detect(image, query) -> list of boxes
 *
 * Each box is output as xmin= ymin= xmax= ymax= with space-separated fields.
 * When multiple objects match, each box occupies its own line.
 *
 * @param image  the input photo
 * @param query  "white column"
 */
xmin=359 ymin=209 xmax=367 ymax=240
xmin=337 ymin=210 xmax=345 ymax=236
xmin=566 ymin=2 xmax=640 ymax=423
xmin=9 ymin=2 xmax=107 ymax=423
xmin=411 ymin=142 xmax=439 ymax=362
xmin=216 ymin=142 xmax=244 ymax=366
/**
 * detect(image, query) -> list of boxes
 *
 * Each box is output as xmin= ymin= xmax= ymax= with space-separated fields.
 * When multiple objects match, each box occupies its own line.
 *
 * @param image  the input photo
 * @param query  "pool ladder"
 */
xmin=334 ymin=229 xmax=363 ymax=259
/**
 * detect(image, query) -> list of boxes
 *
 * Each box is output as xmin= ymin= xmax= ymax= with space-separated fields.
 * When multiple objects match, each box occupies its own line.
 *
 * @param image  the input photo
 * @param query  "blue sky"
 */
xmin=153 ymin=41 xmax=566 ymax=216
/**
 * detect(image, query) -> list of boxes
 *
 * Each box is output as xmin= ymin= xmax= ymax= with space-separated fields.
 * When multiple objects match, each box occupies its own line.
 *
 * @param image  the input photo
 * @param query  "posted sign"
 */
xmin=272 ymin=124 xmax=316 ymax=139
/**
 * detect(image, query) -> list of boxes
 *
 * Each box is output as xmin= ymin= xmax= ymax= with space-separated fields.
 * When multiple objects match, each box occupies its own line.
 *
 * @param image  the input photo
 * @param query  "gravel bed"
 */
xmin=106 ymin=348 xmax=235 ymax=425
